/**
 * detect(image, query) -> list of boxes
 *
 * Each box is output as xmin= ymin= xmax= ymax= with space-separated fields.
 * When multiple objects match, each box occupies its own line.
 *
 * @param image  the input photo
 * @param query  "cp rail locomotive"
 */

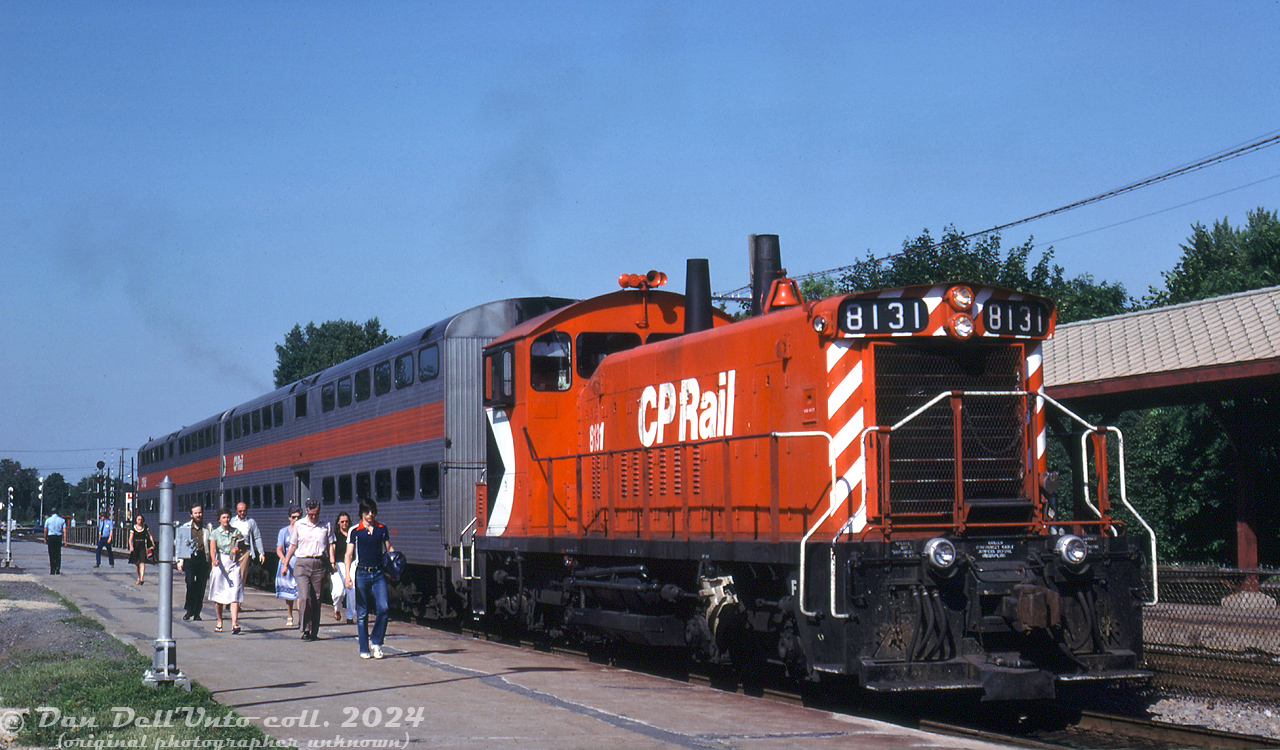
xmin=138 ymin=235 xmax=1150 ymax=701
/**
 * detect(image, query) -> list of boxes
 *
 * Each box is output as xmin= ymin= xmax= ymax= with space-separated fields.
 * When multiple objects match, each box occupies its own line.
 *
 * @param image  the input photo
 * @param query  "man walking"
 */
xmin=174 ymin=504 xmax=212 ymax=621
xmin=230 ymin=501 xmax=265 ymax=582
xmin=94 ymin=512 xmax=115 ymax=568
xmin=43 ymin=508 xmax=66 ymax=575
xmin=280 ymin=498 xmax=334 ymax=641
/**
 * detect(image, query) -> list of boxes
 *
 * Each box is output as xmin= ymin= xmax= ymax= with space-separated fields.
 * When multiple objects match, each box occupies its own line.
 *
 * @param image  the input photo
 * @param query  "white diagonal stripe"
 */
xmin=831 ymin=407 xmax=864 ymax=460
xmin=828 ymin=361 xmax=862 ymax=419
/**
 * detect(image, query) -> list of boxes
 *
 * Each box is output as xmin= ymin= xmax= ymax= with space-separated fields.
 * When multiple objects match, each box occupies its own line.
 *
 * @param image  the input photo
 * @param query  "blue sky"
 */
xmin=2 ymin=1 xmax=1278 ymax=483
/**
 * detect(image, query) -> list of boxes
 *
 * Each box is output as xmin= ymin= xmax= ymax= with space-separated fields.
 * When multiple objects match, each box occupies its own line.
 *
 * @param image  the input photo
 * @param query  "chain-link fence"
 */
xmin=1143 ymin=566 xmax=1280 ymax=699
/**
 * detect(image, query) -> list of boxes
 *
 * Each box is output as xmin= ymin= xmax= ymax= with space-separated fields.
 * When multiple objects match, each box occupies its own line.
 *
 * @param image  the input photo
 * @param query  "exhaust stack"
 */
xmin=749 ymin=234 xmax=783 ymax=317
xmin=684 ymin=258 xmax=713 ymax=334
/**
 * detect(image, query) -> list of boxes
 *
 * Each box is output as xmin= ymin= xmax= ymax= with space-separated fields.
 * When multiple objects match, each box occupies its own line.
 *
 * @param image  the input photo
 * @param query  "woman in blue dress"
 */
xmin=274 ymin=506 xmax=300 ymax=627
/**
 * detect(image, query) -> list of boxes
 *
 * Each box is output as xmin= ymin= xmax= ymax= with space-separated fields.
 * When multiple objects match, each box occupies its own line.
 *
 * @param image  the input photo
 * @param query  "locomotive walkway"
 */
xmin=3 ymin=538 xmax=1011 ymax=750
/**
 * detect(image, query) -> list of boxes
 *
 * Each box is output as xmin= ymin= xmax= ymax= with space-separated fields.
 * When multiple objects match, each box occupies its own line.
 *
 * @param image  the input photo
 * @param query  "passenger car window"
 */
xmin=395 ymin=353 xmax=414 ymax=389
xmin=530 ymin=331 xmax=572 ymax=392
xmin=374 ymin=361 xmax=391 ymax=396
xmin=396 ymin=467 xmax=414 ymax=500
xmin=419 ymin=344 xmax=439 ymax=381
xmin=355 ymin=369 xmax=371 ymax=401
xmin=322 ymin=383 xmax=336 ymax=412
xmin=420 ymin=464 xmax=440 ymax=499
xmin=338 ymin=377 xmax=352 ymax=407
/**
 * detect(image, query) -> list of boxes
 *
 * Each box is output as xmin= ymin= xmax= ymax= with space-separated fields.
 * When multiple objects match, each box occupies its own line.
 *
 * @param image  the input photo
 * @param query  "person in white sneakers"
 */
xmin=344 ymin=500 xmax=395 ymax=659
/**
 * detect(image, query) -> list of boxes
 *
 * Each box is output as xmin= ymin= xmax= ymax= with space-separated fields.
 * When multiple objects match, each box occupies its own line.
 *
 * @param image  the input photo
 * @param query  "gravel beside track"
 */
xmin=1146 ymin=693 xmax=1280 ymax=741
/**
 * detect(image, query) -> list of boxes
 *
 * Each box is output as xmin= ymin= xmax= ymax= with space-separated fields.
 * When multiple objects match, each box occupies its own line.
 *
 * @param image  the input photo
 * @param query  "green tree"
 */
xmin=1123 ymin=208 xmax=1280 ymax=564
xmin=41 ymin=472 xmax=71 ymax=518
xmin=1147 ymin=207 xmax=1280 ymax=307
xmin=802 ymin=226 xmax=1133 ymax=323
xmin=273 ymin=318 xmax=395 ymax=388
xmin=0 ymin=458 xmax=41 ymax=522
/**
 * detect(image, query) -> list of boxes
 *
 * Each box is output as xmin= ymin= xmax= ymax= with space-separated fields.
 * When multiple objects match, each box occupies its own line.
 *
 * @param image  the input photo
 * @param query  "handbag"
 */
xmin=381 ymin=551 xmax=406 ymax=582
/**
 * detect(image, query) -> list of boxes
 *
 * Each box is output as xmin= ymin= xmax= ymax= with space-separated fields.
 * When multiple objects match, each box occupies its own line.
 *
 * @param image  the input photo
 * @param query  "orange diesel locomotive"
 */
xmin=470 ymin=240 xmax=1148 ymax=701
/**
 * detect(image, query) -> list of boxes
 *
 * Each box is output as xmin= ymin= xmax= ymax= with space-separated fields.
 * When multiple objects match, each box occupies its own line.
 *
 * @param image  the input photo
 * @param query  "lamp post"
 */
xmin=143 ymin=477 xmax=189 ymax=690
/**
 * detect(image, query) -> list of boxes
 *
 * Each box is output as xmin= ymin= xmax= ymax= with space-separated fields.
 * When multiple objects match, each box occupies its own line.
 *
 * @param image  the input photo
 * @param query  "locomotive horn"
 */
xmin=749 ymin=234 xmax=783 ymax=317
xmin=684 ymin=258 xmax=713 ymax=334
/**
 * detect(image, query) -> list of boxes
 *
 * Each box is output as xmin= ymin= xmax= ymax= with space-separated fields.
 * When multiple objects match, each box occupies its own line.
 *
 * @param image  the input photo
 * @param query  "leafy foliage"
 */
xmin=801 ymin=226 xmax=1133 ymax=323
xmin=273 ymin=318 xmax=395 ymax=388
xmin=1127 ymin=208 xmax=1280 ymax=565
xmin=1147 ymin=208 xmax=1280 ymax=307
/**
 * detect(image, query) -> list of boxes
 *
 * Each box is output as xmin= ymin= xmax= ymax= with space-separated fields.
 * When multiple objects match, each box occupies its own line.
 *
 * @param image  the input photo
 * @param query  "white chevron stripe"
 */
xmin=828 ymin=361 xmax=862 ymax=419
xmin=834 ymin=456 xmax=867 ymax=533
xmin=826 ymin=339 xmax=853 ymax=371
xmin=831 ymin=408 xmax=865 ymax=464
xmin=1027 ymin=344 xmax=1042 ymax=378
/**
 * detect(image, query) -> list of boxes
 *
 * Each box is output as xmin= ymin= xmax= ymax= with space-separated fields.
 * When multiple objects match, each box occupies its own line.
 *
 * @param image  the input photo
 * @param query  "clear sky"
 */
xmin=3 ymin=1 xmax=1278 ymax=484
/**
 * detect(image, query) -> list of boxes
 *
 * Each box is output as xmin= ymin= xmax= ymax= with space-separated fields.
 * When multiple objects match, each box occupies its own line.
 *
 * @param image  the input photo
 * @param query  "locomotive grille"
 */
xmin=873 ymin=343 xmax=1027 ymax=519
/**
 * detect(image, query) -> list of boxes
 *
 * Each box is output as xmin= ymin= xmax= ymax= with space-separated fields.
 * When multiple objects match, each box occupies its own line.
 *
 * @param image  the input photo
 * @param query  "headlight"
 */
xmin=812 ymin=315 xmax=827 ymax=333
xmin=949 ymin=314 xmax=974 ymax=339
xmin=1055 ymin=535 xmax=1088 ymax=566
xmin=949 ymin=286 xmax=974 ymax=310
xmin=923 ymin=538 xmax=957 ymax=571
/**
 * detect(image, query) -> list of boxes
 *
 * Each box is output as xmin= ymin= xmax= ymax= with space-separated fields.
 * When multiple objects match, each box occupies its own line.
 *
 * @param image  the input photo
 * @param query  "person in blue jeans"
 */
xmin=343 ymin=499 xmax=395 ymax=659
xmin=94 ymin=512 xmax=114 ymax=567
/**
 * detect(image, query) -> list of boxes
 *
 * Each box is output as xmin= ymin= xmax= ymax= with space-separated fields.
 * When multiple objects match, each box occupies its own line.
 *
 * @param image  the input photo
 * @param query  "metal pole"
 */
xmin=143 ymin=477 xmax=190 ymax=690
xmin=3 ymin=487 xmax=12 ymax=567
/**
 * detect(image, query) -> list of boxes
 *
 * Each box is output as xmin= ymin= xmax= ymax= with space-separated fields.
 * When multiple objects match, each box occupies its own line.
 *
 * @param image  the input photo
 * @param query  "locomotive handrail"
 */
xmin=460 ymin=517 xmax=478 ymax=582
xmin=771 ymin=430 xmax=837 ymax=619
xmin=857 ymin=389 xmax=1159 ymax=606
xmin=1039 ymin=397 xmax=1160 ymax=605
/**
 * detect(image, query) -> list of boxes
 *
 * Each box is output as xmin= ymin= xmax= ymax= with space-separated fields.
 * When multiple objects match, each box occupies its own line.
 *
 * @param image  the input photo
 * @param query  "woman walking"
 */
xmin=275 ymin=506 xmax=301 ymax=628
xmin=331 ymin=512 xmax=355 ymax=623
xmin=208 ymin=507 xmax=246 ymax=634
xmin=127 ymin=514 xmax=156 ymax=585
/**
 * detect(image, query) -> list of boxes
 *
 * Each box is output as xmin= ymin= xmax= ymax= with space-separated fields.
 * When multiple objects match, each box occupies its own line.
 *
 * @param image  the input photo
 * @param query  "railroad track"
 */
xmin=923 ymin=710 xmax=1280 ymax=750
xmin=459 ymin=620 xmax=1280 ymax=750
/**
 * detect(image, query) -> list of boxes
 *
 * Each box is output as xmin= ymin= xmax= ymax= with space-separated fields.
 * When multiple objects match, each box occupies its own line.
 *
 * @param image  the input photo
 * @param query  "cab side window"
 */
xmin=576 ymin=332 xmax=641 ymax=378
xmin=484 ymin=346 xmax=515 ymax=407
xmin=530 ymin=331 xmax=572 ymax=392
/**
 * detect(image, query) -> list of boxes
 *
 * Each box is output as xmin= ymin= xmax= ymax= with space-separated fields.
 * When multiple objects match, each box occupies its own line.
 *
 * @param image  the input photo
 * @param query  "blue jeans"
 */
xmin=354 ymin=569 xmax=389 ymax=654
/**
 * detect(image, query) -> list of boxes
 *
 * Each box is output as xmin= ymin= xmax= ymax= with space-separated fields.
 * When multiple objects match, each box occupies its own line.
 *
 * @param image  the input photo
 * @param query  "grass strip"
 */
xmin=0 ymin=578 xmax=290 ymax=750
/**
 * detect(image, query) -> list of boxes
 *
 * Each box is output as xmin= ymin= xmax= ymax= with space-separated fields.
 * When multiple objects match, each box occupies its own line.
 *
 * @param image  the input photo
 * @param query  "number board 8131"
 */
xmin=982 ymin=299 xmax=1050 ymax=337
xmin=837 ymin=298 xmax=929 ymax=335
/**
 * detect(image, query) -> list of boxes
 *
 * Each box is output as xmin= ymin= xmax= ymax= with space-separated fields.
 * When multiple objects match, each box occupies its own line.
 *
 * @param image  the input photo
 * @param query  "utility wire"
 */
xmin=716 ymin=129 xmax=1280 ymax=299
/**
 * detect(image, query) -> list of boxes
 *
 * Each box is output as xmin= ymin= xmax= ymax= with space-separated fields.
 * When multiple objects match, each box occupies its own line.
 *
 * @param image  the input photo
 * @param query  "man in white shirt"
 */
xmin=43 ymin=509 xmax=67 ymax=575
xmin=230 ymin=501 xmax=265 ymax=581
xmin=281 ymin=498 xmax=334 ymax=641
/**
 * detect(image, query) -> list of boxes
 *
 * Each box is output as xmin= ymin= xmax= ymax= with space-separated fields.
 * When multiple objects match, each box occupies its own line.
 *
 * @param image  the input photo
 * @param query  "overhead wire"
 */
xmin=715 ymin=129 xmax=1280 ymax=299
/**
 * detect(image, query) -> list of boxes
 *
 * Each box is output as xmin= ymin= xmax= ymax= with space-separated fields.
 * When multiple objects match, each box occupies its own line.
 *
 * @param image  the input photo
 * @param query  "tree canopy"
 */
xmin=799 ymin=226 xmax=1133 ymax=323
xmin=1147 ymin=207 xmax=1280 ymax=307
xmin=273 ymin=318 xmax=395 ymax=388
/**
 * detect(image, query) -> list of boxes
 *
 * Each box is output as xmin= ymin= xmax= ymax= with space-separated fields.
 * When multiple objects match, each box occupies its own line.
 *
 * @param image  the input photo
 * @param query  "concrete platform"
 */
xmin=4 ymin=538 xmax=1012 ymax=750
